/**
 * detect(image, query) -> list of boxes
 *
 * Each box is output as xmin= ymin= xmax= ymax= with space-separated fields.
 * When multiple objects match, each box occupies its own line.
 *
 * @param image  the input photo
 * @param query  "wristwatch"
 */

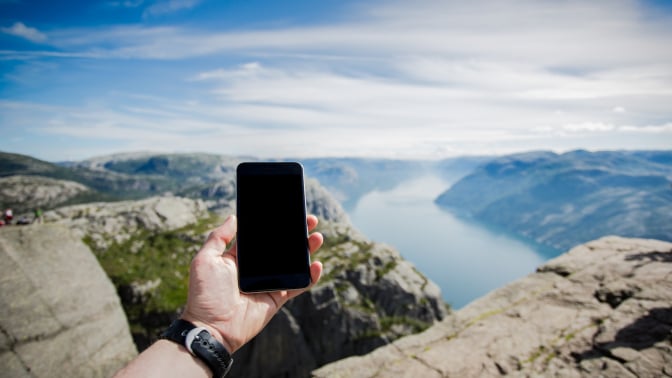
xmin=160 ymin=319 xmax=234 ymax=378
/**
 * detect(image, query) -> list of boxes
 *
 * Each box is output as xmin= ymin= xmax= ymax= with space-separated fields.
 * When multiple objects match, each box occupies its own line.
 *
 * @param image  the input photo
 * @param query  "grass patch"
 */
xmin=87 ymin=213 xmax=221 ymax=349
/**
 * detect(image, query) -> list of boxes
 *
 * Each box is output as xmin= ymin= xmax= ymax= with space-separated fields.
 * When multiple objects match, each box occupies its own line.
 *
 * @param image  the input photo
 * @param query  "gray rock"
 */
xmin=313 ymin=236 xmax=672 ymax=378
xmin=43 ymin=195 xmax=209 ymax=249
xmin=0 ymin=224 xmax=137 ymax=378
xmin=305 ymin=178 xmax=350 ymax=224
xmin=0 ymin=175 xmax=89 ymax=214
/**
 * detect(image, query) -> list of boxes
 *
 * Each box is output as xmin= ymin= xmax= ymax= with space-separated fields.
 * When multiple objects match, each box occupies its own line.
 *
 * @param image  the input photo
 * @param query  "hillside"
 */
xmin=435 ymin=150 xmax=672 ymax=250
xmin=0 ymin=152 xmax=182 ymax=202
xmin=1 ymin=151 xmax=488 ymax=215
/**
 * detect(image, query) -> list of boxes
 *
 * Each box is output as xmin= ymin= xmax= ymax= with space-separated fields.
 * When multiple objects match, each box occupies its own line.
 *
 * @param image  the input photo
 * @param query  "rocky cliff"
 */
xmin=229 ymin=221 xmax=448 ymax=377
xmin=32 ymin=185 xmax=444 ymax=375
xmin=313 ymin=236 xmax=672 ymax=377
xmin=0 ymin=224 xmax=137 ymax=378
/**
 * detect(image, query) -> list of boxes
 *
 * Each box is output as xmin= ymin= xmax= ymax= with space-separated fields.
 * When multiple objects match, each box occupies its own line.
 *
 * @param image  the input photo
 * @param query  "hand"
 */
xmin=181 ymin=214 xmax=324 ymax=353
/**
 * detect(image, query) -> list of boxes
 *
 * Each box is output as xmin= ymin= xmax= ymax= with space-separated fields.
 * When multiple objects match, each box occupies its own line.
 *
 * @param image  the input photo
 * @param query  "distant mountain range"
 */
xmin=0 ymin=151 xmax=486 ymax=213
xmin=5 ymin=149 xmax=669 ymax=252
xmin=435 ymin=150 xmax=672 ymax=250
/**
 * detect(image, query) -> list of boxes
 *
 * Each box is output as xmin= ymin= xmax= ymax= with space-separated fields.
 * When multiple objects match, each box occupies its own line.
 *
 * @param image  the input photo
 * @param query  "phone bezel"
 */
xmin=235 ymin=162 xmax=312 ymax=293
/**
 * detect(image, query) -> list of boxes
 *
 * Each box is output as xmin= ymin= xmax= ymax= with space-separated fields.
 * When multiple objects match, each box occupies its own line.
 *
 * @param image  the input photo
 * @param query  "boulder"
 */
xmin=313 ymin=236 xmax=672 ymax=377
xmin=0 ymin=224 xmax=137 ymax=378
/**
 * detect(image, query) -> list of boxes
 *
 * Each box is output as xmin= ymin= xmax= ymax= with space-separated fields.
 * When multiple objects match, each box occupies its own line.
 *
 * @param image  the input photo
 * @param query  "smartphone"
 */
xmin=236 ymin=162 xmax=312 ymax=293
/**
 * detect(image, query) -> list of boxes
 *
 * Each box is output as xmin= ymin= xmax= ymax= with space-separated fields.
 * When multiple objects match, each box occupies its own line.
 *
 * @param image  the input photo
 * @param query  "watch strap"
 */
xmin=161 ymin=319 xmax=234 ymax=378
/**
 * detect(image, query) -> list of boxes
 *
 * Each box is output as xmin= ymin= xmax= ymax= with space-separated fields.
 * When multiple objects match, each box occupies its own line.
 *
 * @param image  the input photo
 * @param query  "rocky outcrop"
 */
xmin=0 ymin=175 xmax=89 ymax=214
xmin=305 ymin=178 xmax=350 ymax=224
xmin=229 ymin=221 xmax=448 ymax=378
xmin=43 ymin=195 xmax=209 ymax=250
xmin=314 ymin=236 xmax=672 ymax=377
xmin=0 ymin=224 xmax=137 ymax=378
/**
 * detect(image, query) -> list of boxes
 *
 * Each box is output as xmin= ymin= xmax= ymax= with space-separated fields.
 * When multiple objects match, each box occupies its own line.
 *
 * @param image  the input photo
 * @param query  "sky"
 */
xmin=1 ymin=0 xmax=671 ymax=162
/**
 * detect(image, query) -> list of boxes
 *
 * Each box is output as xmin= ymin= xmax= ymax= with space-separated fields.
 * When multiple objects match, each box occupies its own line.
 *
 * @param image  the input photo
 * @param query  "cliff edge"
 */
xmin=314 ymin=236 xmax=672 ymax=377
xmin=0 ymin=224 xmax=137 ymax=378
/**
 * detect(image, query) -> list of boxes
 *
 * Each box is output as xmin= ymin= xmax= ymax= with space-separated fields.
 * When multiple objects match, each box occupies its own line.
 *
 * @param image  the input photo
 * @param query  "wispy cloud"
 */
xmin=143 ymin=0 xmax=201 ymax=18
xmin=1 ymin=0 xmax=671 ymax=160
xmin=1 ymin=22 xmax=47 ymax=43
xmin=107 ymin=0 xmax=145 ymax=8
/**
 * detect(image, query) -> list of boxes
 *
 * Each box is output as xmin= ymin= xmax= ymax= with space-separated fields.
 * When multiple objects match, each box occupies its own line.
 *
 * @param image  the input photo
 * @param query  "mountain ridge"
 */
xmin=435 ymin=149 xmax=672 ymax=250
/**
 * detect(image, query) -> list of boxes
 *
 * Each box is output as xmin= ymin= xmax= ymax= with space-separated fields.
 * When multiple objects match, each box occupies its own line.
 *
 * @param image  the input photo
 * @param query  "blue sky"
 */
xmin=1 ymin=0 xmax=671 ymax=162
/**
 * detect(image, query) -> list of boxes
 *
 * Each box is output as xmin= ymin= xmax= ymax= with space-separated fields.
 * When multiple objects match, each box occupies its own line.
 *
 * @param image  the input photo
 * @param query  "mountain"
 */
xmin=0 ymin=151 xmax=184 ymax=202
xmin=2 ymin=151 xmax=489 ymax=216
xmin=314 ymin=236 xmax=672 ymax=377
xmin=435 ymin=150 xmax=672 ymax=250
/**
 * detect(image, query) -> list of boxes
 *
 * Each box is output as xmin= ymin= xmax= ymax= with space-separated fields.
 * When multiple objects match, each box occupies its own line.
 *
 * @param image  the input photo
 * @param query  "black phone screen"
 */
xmin=236 ymin=162 xmax=312 ymax=292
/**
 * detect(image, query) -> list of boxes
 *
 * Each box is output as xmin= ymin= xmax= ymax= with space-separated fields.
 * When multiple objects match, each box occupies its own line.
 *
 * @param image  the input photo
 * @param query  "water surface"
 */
xmin=348 ymin=174 xmax=560 ymax=309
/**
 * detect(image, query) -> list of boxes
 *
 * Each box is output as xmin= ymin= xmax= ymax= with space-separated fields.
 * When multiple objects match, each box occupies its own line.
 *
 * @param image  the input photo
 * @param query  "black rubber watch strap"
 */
xmin=161 ymin=319 xmax=234 ymax=378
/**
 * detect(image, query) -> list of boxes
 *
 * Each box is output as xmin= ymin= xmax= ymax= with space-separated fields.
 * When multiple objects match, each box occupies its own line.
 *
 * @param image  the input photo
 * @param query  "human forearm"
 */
xmin=113 ymin=340 xmax=211 ymax=378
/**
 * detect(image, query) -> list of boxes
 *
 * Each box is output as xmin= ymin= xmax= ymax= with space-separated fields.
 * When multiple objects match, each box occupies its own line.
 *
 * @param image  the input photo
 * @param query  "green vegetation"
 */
xmin=86 ymin=213 xmax=221 ymax=347
xmin=380 ymin=316 xmax=431 ymax=334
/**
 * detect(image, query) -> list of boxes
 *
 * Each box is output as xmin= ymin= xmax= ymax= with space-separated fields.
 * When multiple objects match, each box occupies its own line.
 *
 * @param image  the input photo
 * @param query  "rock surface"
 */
xmin=43 ymin=195 xmax=209 ymax=249
xmin=0 ymin=224 xmax=137 ymax=378
xmin=0 ymin=175 xmax=89 ymax=214
xmin=228 ymin=221 xmax=448 ymax=378
xmin=305 ymin=178 xmax=350 ymax=224
xmin=313 ymin=236 xmax=672 ymax=377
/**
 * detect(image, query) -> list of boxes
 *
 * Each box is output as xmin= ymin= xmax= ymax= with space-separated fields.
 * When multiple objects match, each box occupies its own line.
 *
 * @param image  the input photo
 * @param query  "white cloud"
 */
xmin=143 ymin=0 xmax=201 ymax=18
xmin=563 ymin=122 xmax=615 ymax=132
xmin=1 ymin=22 xmax=47 ymax=43
xmin=107 ymin=0 xmax=145 ymax=8
xmin=2 ymin=0 xmax=672 ymax=159
xmin=618 ymin=123 xmax=672 ymax=133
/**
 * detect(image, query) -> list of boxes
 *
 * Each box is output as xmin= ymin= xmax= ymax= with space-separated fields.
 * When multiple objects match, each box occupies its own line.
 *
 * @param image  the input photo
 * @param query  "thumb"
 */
xmin=200 ymin=215 xmax=237 ymax=258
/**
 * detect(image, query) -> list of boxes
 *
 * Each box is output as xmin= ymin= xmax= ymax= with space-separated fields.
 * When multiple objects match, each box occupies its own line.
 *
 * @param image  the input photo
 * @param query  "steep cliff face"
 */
xmin=229 ymin=221 xmax=448 ymax=378
xmin=314 ymin=236 xmax=672 ymax=378
xmin=305 ymin=178 xmax=350 ymax=224
xmin=0 ymin=224 xmax=137 ymax=378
